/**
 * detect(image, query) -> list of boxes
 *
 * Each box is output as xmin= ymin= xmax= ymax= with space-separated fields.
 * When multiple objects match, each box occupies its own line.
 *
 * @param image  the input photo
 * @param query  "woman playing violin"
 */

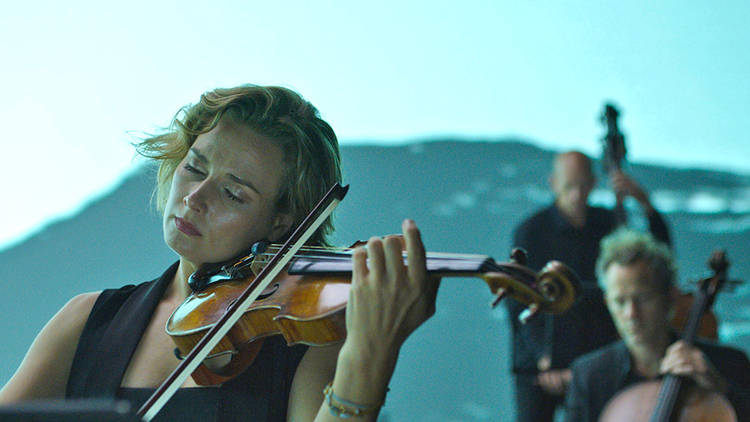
xmin=0 ymin=85 xmax=440 ymax=421
xmin=563 ymin=229 xmax=750 ymax=422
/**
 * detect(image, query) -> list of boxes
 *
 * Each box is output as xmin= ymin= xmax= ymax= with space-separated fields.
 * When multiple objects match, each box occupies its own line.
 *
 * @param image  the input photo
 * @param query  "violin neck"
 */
xmin=287 ymin=253 xmax=496 ymax=277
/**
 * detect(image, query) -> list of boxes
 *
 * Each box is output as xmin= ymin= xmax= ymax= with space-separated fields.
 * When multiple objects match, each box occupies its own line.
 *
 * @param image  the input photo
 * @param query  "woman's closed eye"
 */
xmin=224 ymin=187 xmax=244 ymax=203
xmin=184 ymin=163 xmax=205 ymax=176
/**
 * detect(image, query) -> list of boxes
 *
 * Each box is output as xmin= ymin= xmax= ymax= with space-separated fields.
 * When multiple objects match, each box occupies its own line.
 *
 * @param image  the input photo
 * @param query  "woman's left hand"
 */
xmin=335 ymin=219 xmax=441 ymax=396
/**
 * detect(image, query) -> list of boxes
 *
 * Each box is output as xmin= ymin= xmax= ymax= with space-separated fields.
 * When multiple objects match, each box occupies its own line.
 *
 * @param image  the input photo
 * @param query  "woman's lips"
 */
xmin=175 ymin=217 xmax=202 ymax=236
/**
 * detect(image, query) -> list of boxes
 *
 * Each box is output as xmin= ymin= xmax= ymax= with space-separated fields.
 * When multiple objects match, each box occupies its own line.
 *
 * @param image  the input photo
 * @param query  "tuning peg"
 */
xmin=519 ymin=303 xmax=540 ymax=324
xmin=510 ymin=248 xmax=528 ymax=266
xmin=491 ymin=288 xmax=507 ymax=308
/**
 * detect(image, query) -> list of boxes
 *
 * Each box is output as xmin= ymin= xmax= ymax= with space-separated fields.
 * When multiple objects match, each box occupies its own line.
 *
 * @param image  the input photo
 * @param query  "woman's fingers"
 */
xmin=352 ymin=245 xmax=369 ymax=281
xmin=366 ymin=236 xmax=386 ymax=283
xmin=403 ymin=219 xmax=426 ymax=284
xmin=345 ymin=220 xmax=438 ymax=351
xmin=383 ymin=235 xmax=406 ymax=284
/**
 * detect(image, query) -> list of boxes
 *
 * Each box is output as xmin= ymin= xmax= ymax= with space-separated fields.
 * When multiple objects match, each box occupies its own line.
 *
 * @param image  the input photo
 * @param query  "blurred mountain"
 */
xmin=1 ymin=139 xmax=748 ymax=421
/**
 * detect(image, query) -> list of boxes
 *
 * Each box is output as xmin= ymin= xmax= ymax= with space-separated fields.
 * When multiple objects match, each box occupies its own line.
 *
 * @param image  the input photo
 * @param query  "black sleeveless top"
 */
xmin=66 ymin=262 xmax=308 ymax=422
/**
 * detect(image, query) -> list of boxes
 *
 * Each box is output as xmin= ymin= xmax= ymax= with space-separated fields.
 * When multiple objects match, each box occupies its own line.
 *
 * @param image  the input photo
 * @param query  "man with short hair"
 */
xmin=563 ymin=229 xmax=750 ymax=422
xmin=507 ymin=151 xmax=670 ymax=422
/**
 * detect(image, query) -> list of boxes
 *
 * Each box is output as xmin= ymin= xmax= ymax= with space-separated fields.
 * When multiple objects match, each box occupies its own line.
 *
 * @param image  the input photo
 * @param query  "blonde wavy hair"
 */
xmin=135 ymin=85 xmax=342 ymax=246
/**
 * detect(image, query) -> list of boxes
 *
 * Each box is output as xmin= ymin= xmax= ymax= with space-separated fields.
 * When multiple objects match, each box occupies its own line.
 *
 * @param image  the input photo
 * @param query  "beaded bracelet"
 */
xmin=323 ymin=382 xmax=386 ymax=419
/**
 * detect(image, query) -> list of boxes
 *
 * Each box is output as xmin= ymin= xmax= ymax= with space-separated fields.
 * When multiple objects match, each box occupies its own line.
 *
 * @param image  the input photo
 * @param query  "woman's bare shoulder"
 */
xmin=59 ymin=291 xmax=102 ymax=320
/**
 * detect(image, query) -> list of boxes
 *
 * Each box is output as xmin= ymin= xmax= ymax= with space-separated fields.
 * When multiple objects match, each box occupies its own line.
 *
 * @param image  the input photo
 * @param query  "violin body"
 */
xmin=599 ymin=379 xmax=736 ymax=422
xmin=167 ymin=270 xmax=350 ymax=384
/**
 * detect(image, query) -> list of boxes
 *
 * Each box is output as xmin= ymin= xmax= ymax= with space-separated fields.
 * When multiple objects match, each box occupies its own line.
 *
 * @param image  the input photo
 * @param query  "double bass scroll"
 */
xmin=600 ymin=102 xmax=628 ymax=226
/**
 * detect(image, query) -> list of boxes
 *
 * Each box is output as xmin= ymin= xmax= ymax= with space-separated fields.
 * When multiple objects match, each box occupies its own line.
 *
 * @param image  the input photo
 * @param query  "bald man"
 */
xmin=506 ymin=151 xmax=670 ymax=422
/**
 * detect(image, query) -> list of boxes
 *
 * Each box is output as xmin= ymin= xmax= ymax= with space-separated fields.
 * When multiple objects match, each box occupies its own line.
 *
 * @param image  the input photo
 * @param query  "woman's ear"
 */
xmin=269 ymin=213 xmax=294 ymax=242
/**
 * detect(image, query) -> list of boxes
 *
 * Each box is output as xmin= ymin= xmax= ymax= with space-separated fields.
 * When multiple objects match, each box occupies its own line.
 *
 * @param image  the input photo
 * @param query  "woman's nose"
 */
xmin=184 ymin=183 xmax=208 ymax=213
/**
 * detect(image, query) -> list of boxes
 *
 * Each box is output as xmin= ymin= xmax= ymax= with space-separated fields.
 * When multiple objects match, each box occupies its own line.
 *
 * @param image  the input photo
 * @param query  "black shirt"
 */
xmin=564 ymin=339 xmax=750 ymax=422
xmin=66 ymin=262 xmax=307 ymax=422
xmin=507 ymin=204 xmax=670 ymax=373
xmin=513 ymin=204 xmax=670 ymax=285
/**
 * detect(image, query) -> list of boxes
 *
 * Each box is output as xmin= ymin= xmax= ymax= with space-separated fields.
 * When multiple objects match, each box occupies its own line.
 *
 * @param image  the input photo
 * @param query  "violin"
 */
xmin=135 ymin=183 xmax=581 ymax=421
xmin=167 ymin=244 xmax=579 ymax=385
xmin=598 ymin=251 xmax=738 ymax=422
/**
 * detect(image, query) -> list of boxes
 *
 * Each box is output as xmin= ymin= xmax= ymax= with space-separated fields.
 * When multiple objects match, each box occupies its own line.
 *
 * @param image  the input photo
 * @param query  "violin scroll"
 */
xmin=483 ymin=255 xmax=580 ymax=321
xmin=536 ymin=260 xmax=579 ymax=313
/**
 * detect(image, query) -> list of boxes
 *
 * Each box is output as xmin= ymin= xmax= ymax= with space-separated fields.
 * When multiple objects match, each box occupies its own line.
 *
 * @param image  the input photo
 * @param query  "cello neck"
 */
xmin=680 ymin=288 xmax=712 ymax=345
xmin=648 ymin=251 xmax=730 ymax=422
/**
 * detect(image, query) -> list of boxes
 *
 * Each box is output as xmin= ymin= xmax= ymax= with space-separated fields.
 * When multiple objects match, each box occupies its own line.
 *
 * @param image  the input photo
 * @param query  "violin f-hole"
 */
xmin=226 ymin=283 xmax=280 ymax=311
xmin=256 ymin=283 xmax=280 ymax=301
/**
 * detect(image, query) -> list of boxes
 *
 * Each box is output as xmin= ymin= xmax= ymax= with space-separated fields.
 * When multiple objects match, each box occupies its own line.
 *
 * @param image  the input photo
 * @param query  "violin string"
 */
xmin=264 ymin=244 xmax=489 ymax=256
xmin=254 ymin=249 xmax=489 ymax=266
xmin=484 ymin=260 xmax=504 ymax=273
xmin=258 ymin=244 xmax=489 ymax=261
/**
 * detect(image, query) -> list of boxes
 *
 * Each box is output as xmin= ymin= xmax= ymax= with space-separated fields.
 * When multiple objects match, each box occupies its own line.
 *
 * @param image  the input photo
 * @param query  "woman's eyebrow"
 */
xmin=188 ymin=147 xmax=208 ymax=163
xmin=189 ymin=147 xmax=261 ymax=195
xmin=228 ymin=173 xmax=260 ymax=195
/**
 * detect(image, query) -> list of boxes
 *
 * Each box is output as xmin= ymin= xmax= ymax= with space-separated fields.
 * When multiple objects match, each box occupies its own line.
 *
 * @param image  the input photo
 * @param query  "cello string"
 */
xmin=651 ymin=376 xmax=682 ymax=421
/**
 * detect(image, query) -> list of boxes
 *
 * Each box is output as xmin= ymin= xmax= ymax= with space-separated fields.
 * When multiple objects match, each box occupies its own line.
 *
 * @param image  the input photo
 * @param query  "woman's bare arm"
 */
xmin=0 ymin=291 xmax=100 ymax=403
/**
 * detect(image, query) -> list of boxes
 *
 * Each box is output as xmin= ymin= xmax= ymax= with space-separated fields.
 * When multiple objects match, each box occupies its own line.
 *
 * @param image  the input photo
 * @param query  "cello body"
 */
xmin=598 ymin=379 xmax=736 ymax=422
